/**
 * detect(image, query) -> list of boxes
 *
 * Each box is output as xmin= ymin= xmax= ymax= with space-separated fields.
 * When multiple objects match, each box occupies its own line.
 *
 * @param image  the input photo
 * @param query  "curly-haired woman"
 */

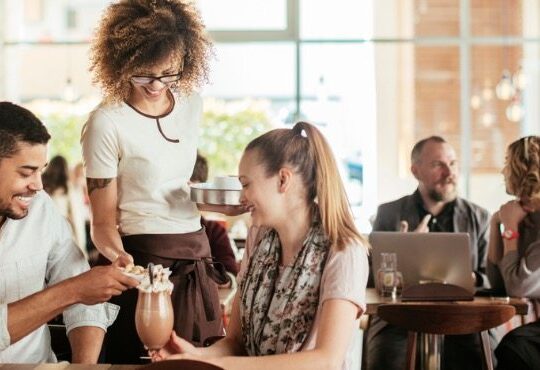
xmin=81 ymin=0 xmax=239 ymax=363
xmin=486 ymin=136 xmax=540 ymax=370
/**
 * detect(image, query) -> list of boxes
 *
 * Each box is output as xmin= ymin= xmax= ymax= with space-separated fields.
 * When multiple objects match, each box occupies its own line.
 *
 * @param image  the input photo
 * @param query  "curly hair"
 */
xmin=505 ymin=136 xmax=540 ymax=200
xmin=90 ymin=0 xmax=212 ymax=103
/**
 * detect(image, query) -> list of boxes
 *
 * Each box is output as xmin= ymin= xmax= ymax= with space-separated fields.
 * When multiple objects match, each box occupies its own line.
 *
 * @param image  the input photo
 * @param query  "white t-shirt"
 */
xmin=81 ymin=93 xmax=202 ymax=235
xmin=0 ymin=191 xmax=117 ymax=363
xmin=238 ymin=226 xmax=369 ymax=370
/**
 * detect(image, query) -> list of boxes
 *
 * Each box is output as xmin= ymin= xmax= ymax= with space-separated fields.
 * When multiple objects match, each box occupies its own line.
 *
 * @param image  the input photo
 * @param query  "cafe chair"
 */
xmin=377 ymin=303 xmax=515 ymax=370
xmin=141 ymin=359 xmax=224 ymax=370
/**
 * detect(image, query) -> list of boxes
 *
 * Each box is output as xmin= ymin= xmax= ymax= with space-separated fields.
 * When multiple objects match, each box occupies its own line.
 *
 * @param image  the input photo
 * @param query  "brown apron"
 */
xmin=99 ymin=227 xmax=228 ymax=364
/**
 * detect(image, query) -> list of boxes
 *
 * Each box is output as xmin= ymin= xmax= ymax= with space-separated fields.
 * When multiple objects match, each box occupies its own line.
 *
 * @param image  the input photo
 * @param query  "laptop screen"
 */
xmin=369 ymin=231 xmax=475 ymax=294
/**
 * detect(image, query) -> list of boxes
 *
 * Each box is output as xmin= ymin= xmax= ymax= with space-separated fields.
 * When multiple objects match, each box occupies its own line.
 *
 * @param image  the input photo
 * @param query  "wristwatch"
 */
xmin=501 ymin=228 xmax=520 ymax=240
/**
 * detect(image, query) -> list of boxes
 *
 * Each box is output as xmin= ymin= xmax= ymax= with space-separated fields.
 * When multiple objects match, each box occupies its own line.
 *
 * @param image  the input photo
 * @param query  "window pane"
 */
xmin=469 ymin=44 xmax=536 ymax=213
xmin=301 ymin=0 xmax=460 ymax=40
xmin=373 ymin=44 xmax=461 ymax=206
xmin=204 ymin=43 xmax=295 ymax=99
xmin=300 ymin=0 xmax=372 ymax=39
xmin=300 ymin=44 xmax=377 ymax=231
xmin=371 ymin=0 xmax=460 ymax=39
xmin=5 ymin=0 xmax=109 ymax=42
xmin=471 ymin=0 xmax=540 ymax=37
xmin=201 ymin=43 xmax=296 ymax=177
xmin=198 ymin=0 xmax=287 ymax=31
xmin=4 ymin=44 xmax=99 ymax=101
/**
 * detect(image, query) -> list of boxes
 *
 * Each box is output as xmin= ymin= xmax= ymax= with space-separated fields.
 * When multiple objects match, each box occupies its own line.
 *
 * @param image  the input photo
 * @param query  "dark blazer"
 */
xmin=372 ymin=191 xmax=490 ymax=289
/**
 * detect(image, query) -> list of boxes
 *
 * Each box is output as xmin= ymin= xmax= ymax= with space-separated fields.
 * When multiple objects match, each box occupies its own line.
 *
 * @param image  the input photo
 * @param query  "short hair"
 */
xmin=0 ymin=102 xmax=51 ymax=159
xmin=191 ymin=152 xmax=208 ymax=183
xmin=411 ymin=136 xmax=447 ymax=164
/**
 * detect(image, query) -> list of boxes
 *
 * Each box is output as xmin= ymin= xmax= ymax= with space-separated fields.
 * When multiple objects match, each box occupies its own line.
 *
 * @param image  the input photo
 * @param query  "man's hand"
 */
xmin=69 ymin=260 xmax=139 ymax=305
xmin=400 ymin=214 xmax=431 ymax=233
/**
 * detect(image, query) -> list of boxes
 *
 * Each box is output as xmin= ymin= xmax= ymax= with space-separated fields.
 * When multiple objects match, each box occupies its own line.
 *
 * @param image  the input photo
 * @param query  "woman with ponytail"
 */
xmin=152 ymin=122 xmax=369 ymax=370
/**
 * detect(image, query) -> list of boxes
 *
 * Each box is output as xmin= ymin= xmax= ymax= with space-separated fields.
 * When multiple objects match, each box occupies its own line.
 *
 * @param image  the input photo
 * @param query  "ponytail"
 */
xmin=245 ymin=121 xmax=368 ymax=251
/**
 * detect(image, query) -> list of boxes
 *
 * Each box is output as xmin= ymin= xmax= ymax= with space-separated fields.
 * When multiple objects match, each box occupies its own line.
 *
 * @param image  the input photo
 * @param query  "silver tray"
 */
xmin=190 ymin=183 xmax=241 ymax=206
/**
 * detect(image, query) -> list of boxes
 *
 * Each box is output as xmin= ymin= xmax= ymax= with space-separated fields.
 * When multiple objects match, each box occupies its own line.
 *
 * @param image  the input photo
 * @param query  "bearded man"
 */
xmin=366 ymin=136 xmax=491 ymax=370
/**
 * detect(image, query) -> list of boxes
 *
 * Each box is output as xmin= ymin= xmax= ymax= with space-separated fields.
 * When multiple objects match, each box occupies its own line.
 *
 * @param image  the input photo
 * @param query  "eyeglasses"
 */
xmin=130 ymin=72 xmax=182 ymax=85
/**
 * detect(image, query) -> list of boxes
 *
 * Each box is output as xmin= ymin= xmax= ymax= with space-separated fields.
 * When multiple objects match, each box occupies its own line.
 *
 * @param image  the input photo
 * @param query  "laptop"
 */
xmin=369 ymin=232 xmax=475 ymax=300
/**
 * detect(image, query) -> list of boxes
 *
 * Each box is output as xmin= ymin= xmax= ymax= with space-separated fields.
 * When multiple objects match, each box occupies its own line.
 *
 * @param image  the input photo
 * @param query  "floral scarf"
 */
xmin=239 ymin=215 xmax=330 ymax=355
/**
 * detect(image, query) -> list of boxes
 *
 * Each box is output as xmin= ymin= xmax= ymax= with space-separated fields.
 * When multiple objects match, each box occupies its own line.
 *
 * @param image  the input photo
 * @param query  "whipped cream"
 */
xmin=137 ymin=264 xmax=174 ymax=294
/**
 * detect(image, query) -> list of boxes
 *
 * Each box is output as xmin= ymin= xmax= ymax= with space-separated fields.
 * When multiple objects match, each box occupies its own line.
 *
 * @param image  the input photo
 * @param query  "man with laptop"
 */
xmin=366 ymin=136 xmax=490 ymax=370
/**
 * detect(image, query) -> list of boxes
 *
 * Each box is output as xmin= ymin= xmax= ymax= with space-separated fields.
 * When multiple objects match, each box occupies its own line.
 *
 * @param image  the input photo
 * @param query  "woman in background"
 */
xmin=42 ymin=155 xmax=87 ymax=257
xmin=153 ymin=121 xmax=370 ymax=370
xmin=486 ymin=136 xmax=540 ymax=370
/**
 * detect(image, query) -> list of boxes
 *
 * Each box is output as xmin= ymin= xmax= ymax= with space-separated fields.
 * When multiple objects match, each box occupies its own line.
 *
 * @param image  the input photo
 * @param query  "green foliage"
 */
xmin=199 ymin=99 xmax=274 ymax=178
xmin=40 ymin=113 xmax=84 ymax=164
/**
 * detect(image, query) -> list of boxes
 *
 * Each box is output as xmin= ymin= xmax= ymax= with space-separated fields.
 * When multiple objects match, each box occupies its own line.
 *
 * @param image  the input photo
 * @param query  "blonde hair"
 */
xmin=90 ymin=0 xmax=212 ymax=103
xmin=245 ymin=121 xmax=368 ymax=251
xmin=506 ymin=136 xmax=540 ymax=199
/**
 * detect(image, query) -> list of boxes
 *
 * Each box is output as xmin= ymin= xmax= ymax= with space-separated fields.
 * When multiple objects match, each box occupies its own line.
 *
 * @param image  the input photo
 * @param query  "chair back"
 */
xmin=377 ymin=303 xmax=515 ymax=335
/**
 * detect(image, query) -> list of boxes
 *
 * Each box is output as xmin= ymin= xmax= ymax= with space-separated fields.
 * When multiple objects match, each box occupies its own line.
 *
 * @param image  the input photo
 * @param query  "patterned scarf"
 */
xmin=239 ymin=214 xmax=330 ymax=355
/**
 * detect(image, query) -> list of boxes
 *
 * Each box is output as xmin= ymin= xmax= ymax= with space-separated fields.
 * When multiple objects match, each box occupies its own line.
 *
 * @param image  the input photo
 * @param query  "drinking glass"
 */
xmin=135 ymin=290 xmax=174 ymax=350
xmin=377 ymin=252 xmax=404 ymax=298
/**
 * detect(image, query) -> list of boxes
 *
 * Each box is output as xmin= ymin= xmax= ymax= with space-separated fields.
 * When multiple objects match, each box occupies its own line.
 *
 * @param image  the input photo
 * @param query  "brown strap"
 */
xmin=170 ymin=259 xmax=224 ymax=342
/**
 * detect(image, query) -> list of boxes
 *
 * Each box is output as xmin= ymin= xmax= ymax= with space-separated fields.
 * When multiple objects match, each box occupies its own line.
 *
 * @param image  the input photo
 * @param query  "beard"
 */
xmin=427 ymin=180 xmax=457 ymax=203
xmin=0 ymin=202 xmax=28 ymax=221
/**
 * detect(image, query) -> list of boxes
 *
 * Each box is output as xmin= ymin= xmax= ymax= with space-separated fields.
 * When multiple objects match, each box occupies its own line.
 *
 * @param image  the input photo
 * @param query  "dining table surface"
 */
xmin=365 ymin=288 xmax=529 ymax=316
xmin=0 ymin=365 xmax=140 ymax=370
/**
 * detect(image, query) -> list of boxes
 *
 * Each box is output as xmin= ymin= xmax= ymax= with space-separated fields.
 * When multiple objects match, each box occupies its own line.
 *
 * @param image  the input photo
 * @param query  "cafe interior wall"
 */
xmin=374 ymin=0 xmax=540 ymax=216
xmin=2 ymin=0 xmax=540 ymax=224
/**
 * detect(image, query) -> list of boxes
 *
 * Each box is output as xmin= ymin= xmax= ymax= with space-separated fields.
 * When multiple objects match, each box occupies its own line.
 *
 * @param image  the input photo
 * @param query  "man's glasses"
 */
xmin=130 ymin=73 xmax=182 ymax=85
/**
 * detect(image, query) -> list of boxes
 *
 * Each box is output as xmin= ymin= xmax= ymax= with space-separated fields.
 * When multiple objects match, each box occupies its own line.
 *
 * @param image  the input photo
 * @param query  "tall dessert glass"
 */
xmin=135 ymin=264 xmax=174 ymax=350
xmin=135 ymin=289 xmax=174 ymax=350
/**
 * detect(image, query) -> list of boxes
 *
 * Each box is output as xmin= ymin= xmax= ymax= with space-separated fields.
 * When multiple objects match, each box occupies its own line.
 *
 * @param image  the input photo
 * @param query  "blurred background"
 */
xmin=1 ymin=0 xmax=539 ymax=231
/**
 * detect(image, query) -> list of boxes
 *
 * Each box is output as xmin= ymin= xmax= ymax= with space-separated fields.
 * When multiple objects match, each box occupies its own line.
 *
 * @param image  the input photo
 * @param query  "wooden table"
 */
xmin=364 ymin=288 xmax=529 ymax=370
xmin=0 ymin=365 xmax=139 ymax=370
xmin=365 ymin=288 xmax=529 ymax=316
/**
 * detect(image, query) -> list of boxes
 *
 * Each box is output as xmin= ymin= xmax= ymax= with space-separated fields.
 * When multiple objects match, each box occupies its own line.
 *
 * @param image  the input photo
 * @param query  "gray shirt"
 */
xmin=488 ymin=212 xmax=540 ymax=298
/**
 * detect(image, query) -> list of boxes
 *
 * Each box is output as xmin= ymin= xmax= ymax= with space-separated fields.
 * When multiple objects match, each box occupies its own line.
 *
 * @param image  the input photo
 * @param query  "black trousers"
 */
xmin=496 ymin=320 xmax=540 ymax=370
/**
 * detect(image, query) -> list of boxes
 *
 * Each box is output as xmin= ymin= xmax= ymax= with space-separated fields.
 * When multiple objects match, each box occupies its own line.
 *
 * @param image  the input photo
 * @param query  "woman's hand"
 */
xmin=115 ymin=250 xmax=134 ymax=267
xmin=161 ymin=353 xmax=223 ymax=368
xmin=499 ymin=200 xmax=528 ymax=230
xmin=150 ymin=331 xmax=199 ymax=362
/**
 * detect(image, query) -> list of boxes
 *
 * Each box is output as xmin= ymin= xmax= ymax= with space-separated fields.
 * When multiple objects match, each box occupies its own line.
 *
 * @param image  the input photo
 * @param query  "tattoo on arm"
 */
xmin=87 ymin=178 xmax=114 ymax=195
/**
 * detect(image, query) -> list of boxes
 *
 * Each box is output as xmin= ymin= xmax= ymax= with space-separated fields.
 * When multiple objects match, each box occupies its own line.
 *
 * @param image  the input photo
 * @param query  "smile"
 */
xmin=16 ymin=195 xmax=33 ymax=205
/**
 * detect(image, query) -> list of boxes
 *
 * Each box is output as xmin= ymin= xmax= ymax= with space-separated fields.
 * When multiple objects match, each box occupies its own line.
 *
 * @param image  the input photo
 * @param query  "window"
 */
xmin=2 ymin=0 xmax=540 ymax=228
